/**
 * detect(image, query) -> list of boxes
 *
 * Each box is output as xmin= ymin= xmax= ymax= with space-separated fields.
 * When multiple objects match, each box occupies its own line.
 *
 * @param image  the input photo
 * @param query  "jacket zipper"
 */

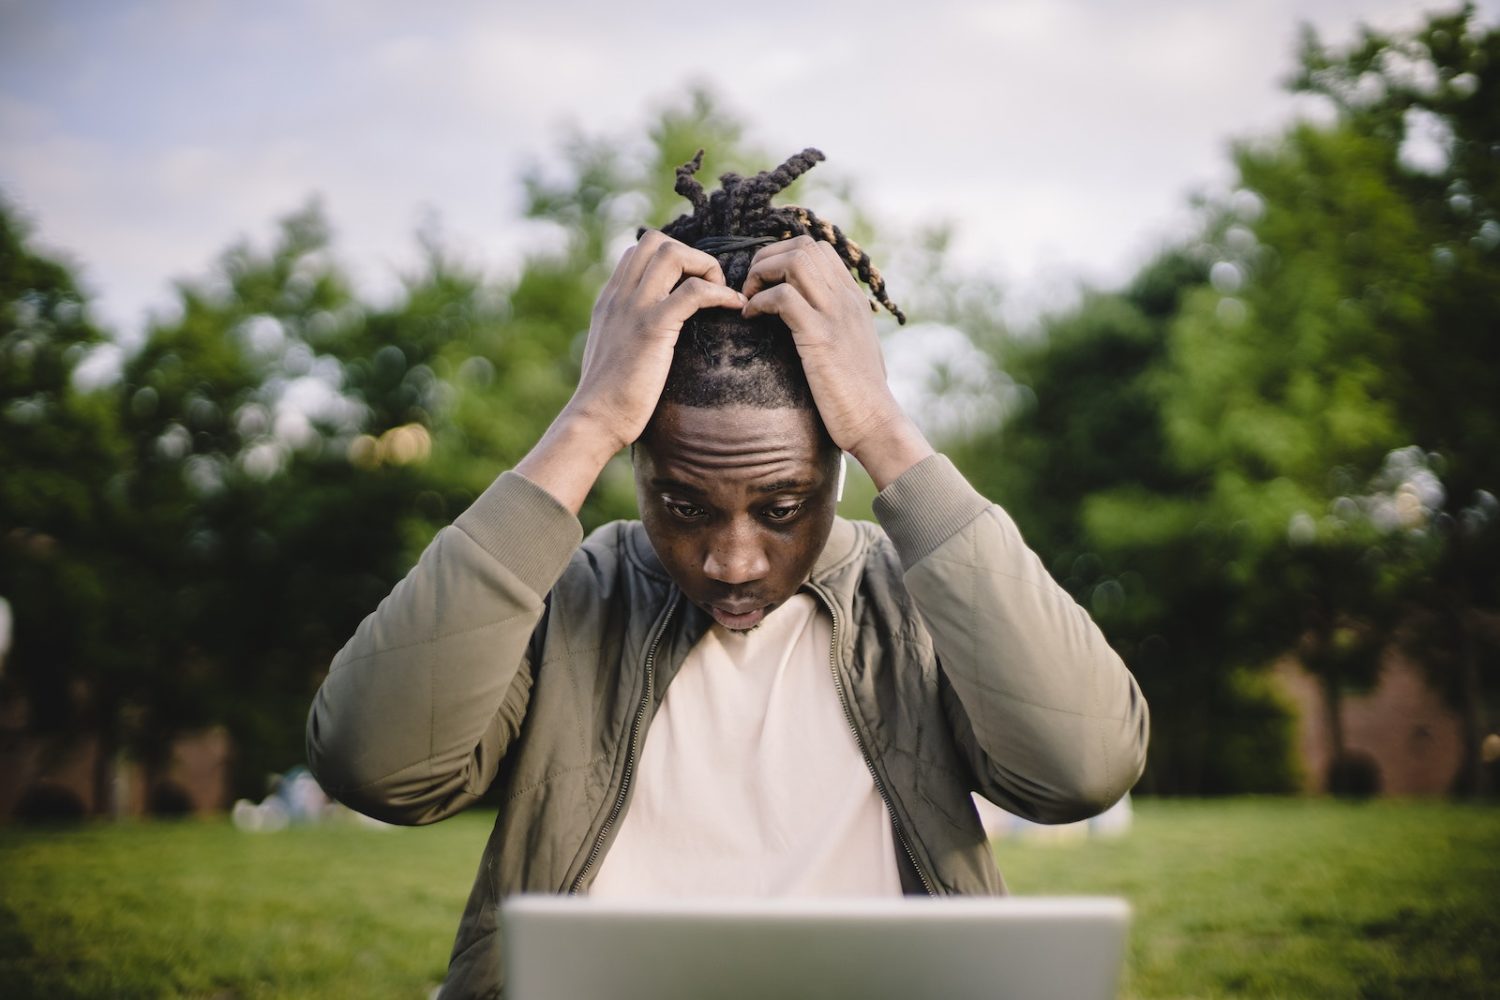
xmin=568 ymin=598 xmax=677 ymax=894
xmin=811 ymin=586 xmax=937 ymax=897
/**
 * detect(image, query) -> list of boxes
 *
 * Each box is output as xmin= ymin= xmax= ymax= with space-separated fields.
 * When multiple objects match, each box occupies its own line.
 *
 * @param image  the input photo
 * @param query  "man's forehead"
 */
xmin=637 ymin=403 xmax=831 ymax=480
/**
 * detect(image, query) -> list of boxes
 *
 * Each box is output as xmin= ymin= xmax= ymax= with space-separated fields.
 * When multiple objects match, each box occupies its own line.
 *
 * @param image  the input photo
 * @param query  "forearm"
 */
xmin=873 ymin=454 xmax=1149 ymax=821
xmin=305 ymin=471 xmax=582 ymax=822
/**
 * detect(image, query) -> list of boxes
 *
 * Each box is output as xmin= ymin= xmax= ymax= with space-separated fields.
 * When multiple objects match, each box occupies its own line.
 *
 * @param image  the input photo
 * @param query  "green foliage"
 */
xmin=947 ymin=7 xmax=1500 ymax=795
xmin=106 ymin=201 xmax=425 ymax=791
xmin=0 ymin=91 xmax=783 ymax=804
xmin=0 ymin=199 xmax=126 ymax=739
xmin=1160 ymin=6 xmax=1500 ymax=792
xmin=949 ymin=250 xmax=1303 ymax=794
xmin=9 ymin=11 xmax=1498 ymax=808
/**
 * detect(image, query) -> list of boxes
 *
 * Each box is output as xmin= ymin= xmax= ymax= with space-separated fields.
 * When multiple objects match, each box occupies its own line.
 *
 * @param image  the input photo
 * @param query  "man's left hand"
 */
xmin=741 ymin=235 xmax=933 ymax=489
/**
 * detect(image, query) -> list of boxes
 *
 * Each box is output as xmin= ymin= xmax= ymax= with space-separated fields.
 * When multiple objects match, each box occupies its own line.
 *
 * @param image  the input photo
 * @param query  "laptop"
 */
xmin=502 ymin=895 xmax=1130 ymax=1000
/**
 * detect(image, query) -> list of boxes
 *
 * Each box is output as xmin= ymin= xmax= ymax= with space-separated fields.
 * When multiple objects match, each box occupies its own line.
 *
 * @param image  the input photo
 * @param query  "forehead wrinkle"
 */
xmin=659 ymin=450 xmax=810 ymax=484
xmin=665 ymin=439 xmax=809 ymax=466
xmin=678 ymin=436 xmax=802 ymax=457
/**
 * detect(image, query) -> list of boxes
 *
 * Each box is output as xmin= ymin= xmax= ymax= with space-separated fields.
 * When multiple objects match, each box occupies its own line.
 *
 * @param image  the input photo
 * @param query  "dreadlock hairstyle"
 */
xmin=648 ymin=148 xmax=905 ymax=412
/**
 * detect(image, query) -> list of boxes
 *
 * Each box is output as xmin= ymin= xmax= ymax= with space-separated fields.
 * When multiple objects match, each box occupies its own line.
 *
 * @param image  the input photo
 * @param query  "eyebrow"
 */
xmin=753 ymin=478 xmax=816 ymax=495
xmin=650 ymin=477 xmax=705 ymax=495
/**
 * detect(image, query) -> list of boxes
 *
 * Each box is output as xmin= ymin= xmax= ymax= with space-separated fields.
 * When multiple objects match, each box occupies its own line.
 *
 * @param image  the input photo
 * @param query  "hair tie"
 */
xmin=692 ymin=234 xmax=778 ymax=255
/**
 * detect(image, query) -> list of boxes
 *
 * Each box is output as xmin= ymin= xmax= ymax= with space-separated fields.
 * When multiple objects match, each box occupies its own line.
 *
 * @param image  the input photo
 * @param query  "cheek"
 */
xmin=640 ymin=515 xmax=702 ymax=578
xmin=662 ymin=541 xmax=702 ymax=579
xmin=777 ymin=511 xmax=837 ymax=578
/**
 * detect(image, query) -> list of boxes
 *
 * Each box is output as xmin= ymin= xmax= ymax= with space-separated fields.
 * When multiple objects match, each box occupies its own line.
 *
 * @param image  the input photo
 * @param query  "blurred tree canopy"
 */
xmin=0 ymin=92 xmax=788 ymax=806
xmin=3 ymin=7 xmax=1498 ymax=811
xmin=1 ymin=204 xmax=129 ymax=808
xmin=960 ymin=5 xmax=1499 ymax=795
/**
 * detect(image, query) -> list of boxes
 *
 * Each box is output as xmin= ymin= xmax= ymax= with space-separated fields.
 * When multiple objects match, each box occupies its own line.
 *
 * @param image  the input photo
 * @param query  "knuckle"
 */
xmin=659 ymin=232 xmax=689 ymax=252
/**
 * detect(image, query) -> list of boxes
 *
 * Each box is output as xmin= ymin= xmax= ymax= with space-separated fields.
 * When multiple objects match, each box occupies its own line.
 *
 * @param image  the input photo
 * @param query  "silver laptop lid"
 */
xmin=503 ymin=895 xmax=1129 ymax=1000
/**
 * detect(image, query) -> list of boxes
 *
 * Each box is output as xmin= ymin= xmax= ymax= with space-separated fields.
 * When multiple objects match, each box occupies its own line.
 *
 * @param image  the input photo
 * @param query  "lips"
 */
xmin=708 ymin=603 xmax=768 ymax=630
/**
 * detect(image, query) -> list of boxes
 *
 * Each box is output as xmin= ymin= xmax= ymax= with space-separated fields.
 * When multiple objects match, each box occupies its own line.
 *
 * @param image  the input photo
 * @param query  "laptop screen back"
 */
xmin=503 ymin=895 xmax=1129 ymax=1000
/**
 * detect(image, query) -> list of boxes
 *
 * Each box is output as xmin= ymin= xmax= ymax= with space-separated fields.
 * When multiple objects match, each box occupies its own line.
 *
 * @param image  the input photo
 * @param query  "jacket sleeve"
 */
xmin=871 ymin=454 xmax=1149 ymax=824
xmin=305 ymin=471 xmax=583 ymax=825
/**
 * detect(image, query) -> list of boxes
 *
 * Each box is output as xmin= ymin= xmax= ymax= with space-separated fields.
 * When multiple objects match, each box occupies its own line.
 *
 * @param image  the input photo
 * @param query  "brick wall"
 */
xmin=1271 ymin=651 xmax=1465 ymax=795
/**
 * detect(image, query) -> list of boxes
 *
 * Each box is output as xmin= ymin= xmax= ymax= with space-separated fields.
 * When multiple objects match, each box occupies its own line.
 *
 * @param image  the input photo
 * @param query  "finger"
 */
xmin=648 ymin=275 xmax=756 ymax=338
xmin=741 ymin=236 xmax=818 ymax=296
xmin=635 ymin=238 xmax=729 ymax=301
xmin=813 ymin=240 xmax=869 ymax=301
xmin=748 ymin=234 xmax=817 ymax=267
xmin=620 ymin=229 xmax=671 ymax=288
xmin=653 ymin=277 xmax=749 ymax=328
xmin=812 ymin=238 xmax=855 ymax=275
xmin=595 ymin=244 xmax=639 ymax=308
xmin=742 ymin=244 xmax=839 ymax=304
xmin=752 ymin=238 xmax=860 ymax=292
xmin=741 ymin=282 xmax=824 ymax=337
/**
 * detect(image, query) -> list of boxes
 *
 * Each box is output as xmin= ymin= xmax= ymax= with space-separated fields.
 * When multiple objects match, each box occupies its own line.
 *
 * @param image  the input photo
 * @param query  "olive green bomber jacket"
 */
xmin=305 ymin=453 xmax=1149 ymax=999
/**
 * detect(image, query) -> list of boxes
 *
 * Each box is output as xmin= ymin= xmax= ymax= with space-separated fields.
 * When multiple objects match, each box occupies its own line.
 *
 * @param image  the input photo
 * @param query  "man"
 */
xmin=306 ymin=149 xmax=1149 ymax=999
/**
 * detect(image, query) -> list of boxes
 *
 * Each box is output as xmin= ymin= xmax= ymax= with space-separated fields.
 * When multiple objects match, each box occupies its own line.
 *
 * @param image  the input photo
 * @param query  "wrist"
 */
xmin=556 ymin=401 xmax=632 ymax=458
xmin=848 ymin=411 xmax=934 ymax=491
xmin=513 ymin=409 xmax=625 ymax=515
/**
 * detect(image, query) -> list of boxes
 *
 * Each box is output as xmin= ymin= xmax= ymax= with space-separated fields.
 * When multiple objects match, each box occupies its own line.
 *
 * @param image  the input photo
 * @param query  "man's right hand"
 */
xmin=566 ymin=230 xmax=745 ymax=452
xmin=514 ymin=231 xmax=744 ymax=513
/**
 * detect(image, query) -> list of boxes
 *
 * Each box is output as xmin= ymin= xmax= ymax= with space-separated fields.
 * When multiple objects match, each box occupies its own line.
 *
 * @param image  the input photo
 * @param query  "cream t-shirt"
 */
xmin=588 ymin=593 xmax=903 ymax=897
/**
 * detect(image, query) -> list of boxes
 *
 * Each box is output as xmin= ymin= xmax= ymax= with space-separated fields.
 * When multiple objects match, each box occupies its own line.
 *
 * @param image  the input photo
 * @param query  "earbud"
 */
xmin=836 ymin=454 xmax=847 ymax=503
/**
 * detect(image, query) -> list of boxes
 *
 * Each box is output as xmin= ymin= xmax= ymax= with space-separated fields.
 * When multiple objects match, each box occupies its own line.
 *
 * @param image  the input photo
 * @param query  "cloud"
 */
xmin=3 ymin=0 xmax=1496 ymax=337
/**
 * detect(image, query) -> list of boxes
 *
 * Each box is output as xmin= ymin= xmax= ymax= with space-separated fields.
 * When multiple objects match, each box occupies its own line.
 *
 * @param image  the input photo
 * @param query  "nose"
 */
xmin=702 ymin=519 xmax=770 ymax=586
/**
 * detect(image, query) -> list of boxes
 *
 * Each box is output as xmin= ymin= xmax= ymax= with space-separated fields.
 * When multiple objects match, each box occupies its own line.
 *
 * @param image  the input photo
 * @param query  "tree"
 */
xmin=1287 ymin=5 xmax=1500 ymax=794
xmin=104 ymin=202 xmax=430 ymax=797
xmin=1127 ymin=5 xmax=1499 ymax=794
xmin=1180 ymin=6 xmax=1498 ymax=794
xmin=950 ymin=250 xmax=1302 ymax=794
xmin=946 ymin=9 xmax=1500 ymax=797
xmin=0 ymin=196 xmax=130 ymax=810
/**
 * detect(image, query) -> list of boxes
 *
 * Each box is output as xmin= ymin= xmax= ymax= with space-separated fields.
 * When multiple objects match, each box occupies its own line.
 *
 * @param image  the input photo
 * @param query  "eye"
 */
xmin=663 ymin=499 xmax=706 ymax=521
xmin=763 ymin=502 xmax=804 ymax=522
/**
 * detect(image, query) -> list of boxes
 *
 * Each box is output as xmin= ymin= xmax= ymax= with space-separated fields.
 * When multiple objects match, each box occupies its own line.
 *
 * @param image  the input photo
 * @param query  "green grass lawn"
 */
xmin=993 ymin=798 xmax=1500 ymax=999
xmin=1 ymin=798 xmax=1496 ymax=999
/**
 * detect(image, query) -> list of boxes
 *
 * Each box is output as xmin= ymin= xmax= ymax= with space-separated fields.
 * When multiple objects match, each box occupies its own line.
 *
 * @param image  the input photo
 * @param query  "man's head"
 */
xmin=631 ymin=148 xmax=903 ymax=630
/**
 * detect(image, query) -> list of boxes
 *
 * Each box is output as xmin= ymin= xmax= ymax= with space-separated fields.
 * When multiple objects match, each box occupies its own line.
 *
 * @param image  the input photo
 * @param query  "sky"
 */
xmin=2 ymin=0 xmax=1492 ymax=345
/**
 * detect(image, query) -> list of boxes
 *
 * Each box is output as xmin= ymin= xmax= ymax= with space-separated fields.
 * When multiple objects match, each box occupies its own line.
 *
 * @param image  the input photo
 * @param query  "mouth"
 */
xmin=707 ymin=603 xmax=769 ymax=630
